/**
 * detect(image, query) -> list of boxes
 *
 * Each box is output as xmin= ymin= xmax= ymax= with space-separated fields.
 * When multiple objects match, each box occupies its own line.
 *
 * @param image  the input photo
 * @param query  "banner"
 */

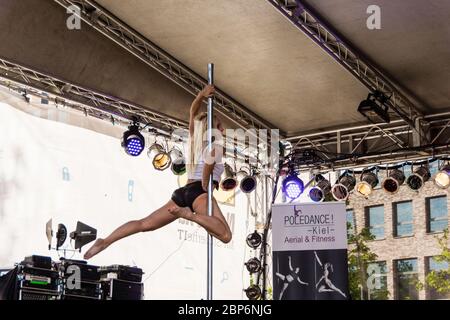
xmin=272 ymin=202 xmax=349 ymax=300
xmin=0 ymin=94 xmax=252 ymax=300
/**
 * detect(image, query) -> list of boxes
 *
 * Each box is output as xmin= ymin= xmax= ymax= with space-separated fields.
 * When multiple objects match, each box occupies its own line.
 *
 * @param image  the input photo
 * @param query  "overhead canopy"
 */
xmin=0 ymin=0 xmax=449 ymax=137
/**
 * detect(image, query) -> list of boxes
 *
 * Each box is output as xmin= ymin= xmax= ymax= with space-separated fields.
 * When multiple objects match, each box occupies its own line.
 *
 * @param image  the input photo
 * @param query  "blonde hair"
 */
xmin=188 ymin=112 xmax=208 ymax=174
xmin=188 ymin=112 xmax=222 ymax=174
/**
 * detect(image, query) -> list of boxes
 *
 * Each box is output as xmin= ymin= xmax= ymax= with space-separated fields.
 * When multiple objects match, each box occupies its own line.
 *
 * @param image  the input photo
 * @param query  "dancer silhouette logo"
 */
xmin=272 ymin=203 xmax=349 ymax=300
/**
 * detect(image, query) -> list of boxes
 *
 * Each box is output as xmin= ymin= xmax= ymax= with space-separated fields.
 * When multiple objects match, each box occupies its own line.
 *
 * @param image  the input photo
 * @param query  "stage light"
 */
xmin=434 ymin=165 xmax=450 ymax=189
xmin=355 ymin=171 xmax=379 ymax=196
xmin=331 ymin=174 xmax=356 ymax=201
xmin=122 ymin=123 xmax=145 ymax=156
xmin=147 ymin=143 xmax=171 ymax=171
xmin=169 ymin=148 xmax=186 ymax=175
xmin=246 ymin=231 xmax=262 ymax=249
xmin=309 ymin=174 xmax=331 ymax=202
xmin=382 ymin=169 xmax=405 ymax=194
xmin=407 ymin=166 xmax=430 ymax=191
xmin=240 ymin=175 xmax=257 ymax=193
xmin=237 ymin=167 xmax=257 ymax=193
xmin=56 ymin=223 xmax=67 ymax=250
xmin=220 ymin=163 xmax=237 ymax=191
xmin=358 ymin=91 xmax=390 ymax=124
xmin=244 ymin=257 xmax=262 ymax=274
xmin=282 ymin=175 xmax=304 ymax=201
xmin=244 ymin=285 xmax=261 ymax=300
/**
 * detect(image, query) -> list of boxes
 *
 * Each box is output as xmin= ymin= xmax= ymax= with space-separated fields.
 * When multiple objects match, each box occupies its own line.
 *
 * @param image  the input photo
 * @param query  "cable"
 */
xmin=142 ymin=227 xmax=195 ymax=283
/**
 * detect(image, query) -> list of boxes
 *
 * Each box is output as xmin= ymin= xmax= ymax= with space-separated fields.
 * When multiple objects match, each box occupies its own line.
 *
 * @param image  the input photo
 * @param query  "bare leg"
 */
xmin=84 ymin=199 xmax=179 ymax=259
xmin=318 ymin=285 xmax=333 ymax=293
xmin=279 ymin=283 xmax=289 ymax=300
xmin=168 ymin=194 xmax=232 ymax=243
xmin=275 ymin=273 xmax=286 ymax=281
xmin=326 ymin=279 xmax=347 ymax=298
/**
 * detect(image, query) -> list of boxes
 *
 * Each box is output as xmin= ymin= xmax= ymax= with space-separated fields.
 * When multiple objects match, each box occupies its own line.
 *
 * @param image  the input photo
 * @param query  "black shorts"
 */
xmin=171 ymin=180 xmax=219 ymax=212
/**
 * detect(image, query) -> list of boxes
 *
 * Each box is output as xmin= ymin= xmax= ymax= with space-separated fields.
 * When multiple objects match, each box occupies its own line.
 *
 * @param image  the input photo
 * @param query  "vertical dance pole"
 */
xmin=206 ymin=63 xmax=214 ymax=300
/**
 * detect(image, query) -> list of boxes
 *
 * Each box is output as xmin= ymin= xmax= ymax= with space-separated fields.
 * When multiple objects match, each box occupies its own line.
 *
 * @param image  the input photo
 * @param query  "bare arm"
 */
xmin=288 ymin=256 xmax=293 ymax=271
xmin=202 ymin=162 xmax=215 ymax=191
xmin=189 ymin=85 xmax=215 ymax=136
xmin=314 ymin=251 xmax=323 ymax=267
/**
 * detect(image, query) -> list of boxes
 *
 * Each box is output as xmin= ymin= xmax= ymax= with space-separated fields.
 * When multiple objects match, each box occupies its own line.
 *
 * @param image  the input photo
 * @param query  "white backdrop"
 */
xmin=0 ymin=90 xmax=253 ymax=299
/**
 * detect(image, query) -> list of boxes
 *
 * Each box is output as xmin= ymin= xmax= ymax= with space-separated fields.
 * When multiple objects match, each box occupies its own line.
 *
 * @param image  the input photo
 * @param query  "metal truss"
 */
xmin=284 ymin=112 xmax=450 ymax=171
xmin=267 ymin=0 xmax=425 ymax=137
xmin=0 ymin=57 xmax=267 ymax=164
xmin=54 ymin=0 xmax=275 ymax=133
xmin=0 ymin=56 xmax=188 ymax=134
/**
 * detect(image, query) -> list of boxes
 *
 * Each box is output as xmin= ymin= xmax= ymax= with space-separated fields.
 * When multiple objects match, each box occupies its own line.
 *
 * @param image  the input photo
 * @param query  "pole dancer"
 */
xmin=83 ymin=72 xmax=232 ymax=261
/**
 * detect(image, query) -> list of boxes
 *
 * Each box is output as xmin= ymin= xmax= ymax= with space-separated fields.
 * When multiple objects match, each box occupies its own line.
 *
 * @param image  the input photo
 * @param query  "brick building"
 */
xmin=346 ymin=166 xmax=450 ymax=300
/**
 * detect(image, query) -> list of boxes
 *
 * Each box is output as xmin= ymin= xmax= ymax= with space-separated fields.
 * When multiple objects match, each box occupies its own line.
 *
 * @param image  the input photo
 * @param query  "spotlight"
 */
xmin=382 ymin=169 xmax=405 ymax=194
xmin=434 ymin=165 xmax=450 ymax=189
xmin=244 ymin=257 xmax=262 ymax=274
xmin=220 ymin=163 xmax=237 ymax=191
xmin=122 ymin=122 xmax=145 ymax=156
xmin=358 ymin=91 xmax=390 ymax=124
xmin=244 ymin=285 xmax=261 ymax=300
xmin=237 ymin=167 xmax=257 ymax=194
xmin=56 ymin=223 xmax=67 ymax=250
xmin=148 ymin=143 xmax=171 ymax=171
xmin=309 ymin=174 xmax=331 ymax=202
xmin=406 ymin=166 xmax=430 ymax=191
xmin=282 ymin=175 xmax=304 ymax=201
xmin=331 ymin=174 xmax=356 ymax=201
xmin=169 ymin=148 xmax=186 ymax=175
xmin=355 ymin=171 xmax=378 ymax=196
xmin=246 ymin=231 xmax=262 ymax=249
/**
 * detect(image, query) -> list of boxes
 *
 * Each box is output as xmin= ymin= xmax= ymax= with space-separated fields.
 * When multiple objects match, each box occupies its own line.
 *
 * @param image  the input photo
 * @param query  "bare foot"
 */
xmin=84 ymin=238 xmax=107 ymax=259
xmin=168 ymin=206 xmax=194 ymax=220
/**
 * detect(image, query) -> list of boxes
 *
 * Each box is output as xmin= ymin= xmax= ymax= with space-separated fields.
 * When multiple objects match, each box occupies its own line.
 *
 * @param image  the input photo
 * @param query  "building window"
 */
xmin=393 ymin=201 xmax=413 ymax=237
xmin=366 ymin=205 xmax=385 ymax=240
xmin=426 ymin=196 xmax=448 ymax=233
xmin=426 ymin=256 xmax=450 ymax=300
xmin=346 ymin=209 xmax=355 ymax=238
xmin=395 ymin=258 xmax=419 ymax=300
xmin=367 ymin=261 xmax=389 ymax=300
xmin=429 ymin=161 xmax=440 ymax=177
xmin=403 ymin=166 xmax=412 ymax=179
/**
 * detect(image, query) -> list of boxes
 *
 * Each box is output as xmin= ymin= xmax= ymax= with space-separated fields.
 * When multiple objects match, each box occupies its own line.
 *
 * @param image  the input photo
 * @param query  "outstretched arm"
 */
xmin=288 ymin=256 xmax=294 ymax=271
xmin=189 ymin=85 xmax=215 ymax=136
xmin=297 ymin=277 xmax=308 ymax=286
xmin=314 ymin=251 xmax=323 ymax=267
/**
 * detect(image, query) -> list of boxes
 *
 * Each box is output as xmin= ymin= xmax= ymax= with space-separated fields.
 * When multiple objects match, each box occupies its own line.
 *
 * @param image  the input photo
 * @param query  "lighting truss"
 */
xmin=54 ymin=0 xmax=276 ymax=133
xmin=0 ymin=56 xmax=265 ymax=165
xmin=267 ymin=0 xmax=426 ymax=138
xmin=0 ymin=56 xmax=188 ymax=133
xmin=284 ymin=115 xmax=450 ymax=170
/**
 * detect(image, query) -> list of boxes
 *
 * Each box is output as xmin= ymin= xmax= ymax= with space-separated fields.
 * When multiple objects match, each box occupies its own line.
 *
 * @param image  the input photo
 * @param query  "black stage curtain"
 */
xmin=0 ymin=267 xmax=18 ymax=300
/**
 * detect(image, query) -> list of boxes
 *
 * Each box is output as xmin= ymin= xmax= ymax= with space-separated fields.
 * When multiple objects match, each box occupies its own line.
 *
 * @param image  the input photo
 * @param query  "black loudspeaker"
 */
xmin=101 ymin=279 xmax=143 ymax=300
xmin=99 ymin=265 xmax=143 ymax=282
xmin=22 ymin=255 xmax=52 ymax=269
